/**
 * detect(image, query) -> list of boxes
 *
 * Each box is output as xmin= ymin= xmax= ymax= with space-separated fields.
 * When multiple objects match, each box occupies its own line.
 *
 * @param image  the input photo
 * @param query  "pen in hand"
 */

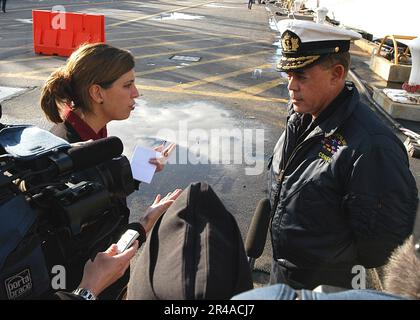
xmin=149 ymin=141 xmax=176 ymax=172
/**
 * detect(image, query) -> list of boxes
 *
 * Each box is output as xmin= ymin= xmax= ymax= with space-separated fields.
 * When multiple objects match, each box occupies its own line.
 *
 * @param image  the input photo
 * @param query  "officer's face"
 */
xmin=286 ymin=64 xmax=341 ymax=118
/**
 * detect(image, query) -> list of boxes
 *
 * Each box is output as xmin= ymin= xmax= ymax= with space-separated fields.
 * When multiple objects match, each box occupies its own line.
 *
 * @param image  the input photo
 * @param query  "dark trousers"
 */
xmin=248 ymin=0 xmax=254 ymax=9
xmin=1 ymin=0 xmax=6 ymax=13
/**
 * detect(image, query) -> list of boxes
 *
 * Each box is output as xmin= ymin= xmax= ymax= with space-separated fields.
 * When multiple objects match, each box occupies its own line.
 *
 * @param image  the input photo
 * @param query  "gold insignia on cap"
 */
xmin=277 ymin=55 xmax=320 ymax=71
xmin=334 ymin=47 xmax=340 ymax=53
xmin=282 ymin=31 xmax=300 ymax=53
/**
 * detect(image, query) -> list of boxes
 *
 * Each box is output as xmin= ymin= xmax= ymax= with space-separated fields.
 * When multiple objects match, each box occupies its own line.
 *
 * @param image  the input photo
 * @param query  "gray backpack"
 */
xmin=127 ymin=182 xmax=253 ymax=299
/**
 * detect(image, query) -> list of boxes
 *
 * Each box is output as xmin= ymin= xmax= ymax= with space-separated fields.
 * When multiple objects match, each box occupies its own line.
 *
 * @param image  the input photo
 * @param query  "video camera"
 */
xmin=0 ymin=121 xmax=135 ymax=300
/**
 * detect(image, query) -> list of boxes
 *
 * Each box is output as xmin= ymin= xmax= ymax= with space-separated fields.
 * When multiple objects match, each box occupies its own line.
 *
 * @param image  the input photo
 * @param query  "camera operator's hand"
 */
xmin=78 ymin=241 xmax=139 ymax=297
xmin=140 ymin=188 xmax=182 ymax=233
xmin=149 ymin=142 xmax=176 ymax=173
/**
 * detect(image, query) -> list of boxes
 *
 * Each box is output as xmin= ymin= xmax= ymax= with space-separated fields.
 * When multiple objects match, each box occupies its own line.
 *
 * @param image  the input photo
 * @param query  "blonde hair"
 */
xmin=40 ymin=43 xmax=135 ymax=123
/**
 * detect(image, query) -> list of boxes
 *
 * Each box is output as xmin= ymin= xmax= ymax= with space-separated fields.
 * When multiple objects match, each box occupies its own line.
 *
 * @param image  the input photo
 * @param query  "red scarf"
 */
xmin=62 ymin=106 xmax=107 ymax=141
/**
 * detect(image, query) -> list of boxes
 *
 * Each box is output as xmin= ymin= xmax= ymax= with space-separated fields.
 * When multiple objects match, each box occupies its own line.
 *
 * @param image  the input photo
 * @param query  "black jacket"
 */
xmin=269 ymin=83 xmax=418 ymax=289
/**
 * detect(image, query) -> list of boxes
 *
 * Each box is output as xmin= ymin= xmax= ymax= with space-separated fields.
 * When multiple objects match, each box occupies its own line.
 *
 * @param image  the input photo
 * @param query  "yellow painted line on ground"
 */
xmin=0 ymin=32 xmax=196 ymax=72
xmin=107 ymin=28 xmax=184 ymax=36
xmin=0 ymin=37 xmax=255 ymax=66
xmin=137 ymin=84 xmax=288 ymax=103
xmin=227 ymin=78 xmax=287 ymax=97
xmin=0 ymin=47 xmax=266 ymax=79
xmin=133 ymin=40 xmax=258 ymax=60
xmin=1 ymin=62 xmax=69 ymax=76
xmin=0 ymin=71 xmax=287 ymax=103
xmin=0 ymin=68 xmax=57 ymax=78
xmin=0 ymin=55 xmax=56 ymax=65
xmin=124 ymin=24 xmax=251 ymax=40
xmin=22 ymin=67 xmax=57 ymax=76
xmin=109 ymin=0 xmax=216 ymax=27
xmin=174 ymin=63 xmax=272 ymax=89
xmin=112 ymin=31 xmax=250 ymax=45
xmin=109 ymin=30 xmax=193 ymax=42
xmin=135 ymin=50 xmax=270 ymax=77
xmin=124 ymin=36 xmax=223 ymax=50
xmin=0 ymin=73 xmax=45 ymax=81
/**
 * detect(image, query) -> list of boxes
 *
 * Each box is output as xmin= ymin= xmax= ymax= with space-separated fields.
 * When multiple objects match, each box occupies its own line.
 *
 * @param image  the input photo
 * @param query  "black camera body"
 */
xmin=0 ymin=124 xmax=135 ymax=300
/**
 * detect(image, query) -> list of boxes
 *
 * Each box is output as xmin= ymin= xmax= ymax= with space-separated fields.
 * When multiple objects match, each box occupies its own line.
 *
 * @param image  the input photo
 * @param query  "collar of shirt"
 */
xmin=62 ymin=105 xmax=107 ymax=141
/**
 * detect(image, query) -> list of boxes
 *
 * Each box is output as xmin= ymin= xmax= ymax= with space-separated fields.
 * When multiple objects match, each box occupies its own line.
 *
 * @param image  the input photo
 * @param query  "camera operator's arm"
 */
xmin=75 ymin=241 xmax=139 ymax=298
xmin=140 ymin=188 xmax=182 ymax=233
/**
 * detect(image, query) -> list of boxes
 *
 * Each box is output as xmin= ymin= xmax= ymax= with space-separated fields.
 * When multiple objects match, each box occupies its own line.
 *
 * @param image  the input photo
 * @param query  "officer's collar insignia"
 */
xmin=281 ymin=31 xmax=300 ymax=53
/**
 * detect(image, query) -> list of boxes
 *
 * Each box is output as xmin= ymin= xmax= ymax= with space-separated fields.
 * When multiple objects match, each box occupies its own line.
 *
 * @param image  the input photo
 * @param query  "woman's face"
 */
xmin=99 ymin=69 xmax=140 ymax=121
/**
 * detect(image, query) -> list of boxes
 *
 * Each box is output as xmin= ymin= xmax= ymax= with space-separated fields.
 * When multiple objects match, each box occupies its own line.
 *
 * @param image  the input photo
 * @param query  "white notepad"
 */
xmin=130 ymin=146 xmax=160 ymax=184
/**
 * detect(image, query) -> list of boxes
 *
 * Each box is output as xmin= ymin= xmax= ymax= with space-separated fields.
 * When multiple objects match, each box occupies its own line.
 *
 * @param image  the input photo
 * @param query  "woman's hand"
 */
xmin=78 ymin=240 xmax=139 ymax=297
xmin=149 ymin=142 xmax=176 ymax=173
xmin=140 ymin=188 xmax=183 ymax=233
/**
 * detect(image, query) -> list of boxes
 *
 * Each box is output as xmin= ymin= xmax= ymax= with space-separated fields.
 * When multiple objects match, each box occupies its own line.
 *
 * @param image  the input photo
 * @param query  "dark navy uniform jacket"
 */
xmin=268 ymin=82 xmax=418 ymax=289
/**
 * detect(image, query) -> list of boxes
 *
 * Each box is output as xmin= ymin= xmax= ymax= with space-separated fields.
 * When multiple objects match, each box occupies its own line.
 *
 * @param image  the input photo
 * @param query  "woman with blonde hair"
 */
xmin=41 ymin=43 xmax=172 ymax=166
xmin=41 ymin=43 xmax=138 ymax=141
xmin=40 ymin=43 xmax=178 ymax=299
